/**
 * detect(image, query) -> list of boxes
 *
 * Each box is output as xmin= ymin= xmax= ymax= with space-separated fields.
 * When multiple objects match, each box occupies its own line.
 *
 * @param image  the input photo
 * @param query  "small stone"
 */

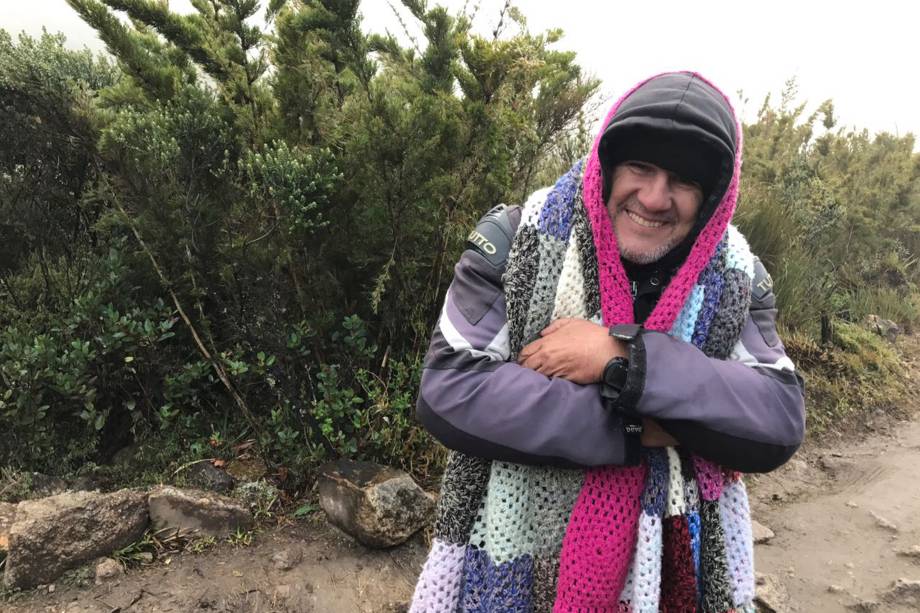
xmin=185 ymin=461 xmax=235 ymax=494
xmin=897 ymin=545 xmax=920 ymax=560
xmin=846 ymin=500 xmax=859 ymax=508
xmin=754 ymin=572 xmax=790 ymax=612
xmin=225 ymin=457 xmax=269 ymax=482
xmin=270 ymin=547 xmax=303 ymax=571
xmin=869 ymin=510 xmax=898 ymax=532
xmin=882 ymin=579 xmax=920 ymax=605
xmin=137 ymin=551 xmax=154 ymax=564
xmin=828 ymin=584 xmax=844 ymax=594
xmin=848 ymin=599 xmax=880 ymax=612
xmin=47 ymin=584 xmax=55 ymax=593
xmin=845 ymin=562 xmax=856 ymax=569
xmin=274 ymin=584 xmax=291 ymax=599
xmin=95 ymin=557 xmax=124 ymax=585
xmin=752 ymin=519 xmax=775 ymax=544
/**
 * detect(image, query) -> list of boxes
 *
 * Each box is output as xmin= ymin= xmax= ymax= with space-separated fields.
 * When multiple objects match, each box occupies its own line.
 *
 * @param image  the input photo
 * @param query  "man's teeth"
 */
xmin=626 ymin=210 xmax=665 ymax=228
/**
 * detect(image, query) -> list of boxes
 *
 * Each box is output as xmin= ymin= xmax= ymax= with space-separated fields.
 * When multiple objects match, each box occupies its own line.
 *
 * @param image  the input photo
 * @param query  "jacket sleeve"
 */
xmin=416 ymin=207 xmax=640 ymax=468
xmin=619 ymin=260 xmax=806 ymax=473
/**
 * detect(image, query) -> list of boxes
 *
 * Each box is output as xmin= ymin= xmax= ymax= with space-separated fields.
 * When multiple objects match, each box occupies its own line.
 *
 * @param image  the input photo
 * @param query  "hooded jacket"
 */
xmin=416 ymin=72 xmax=805 ymax=473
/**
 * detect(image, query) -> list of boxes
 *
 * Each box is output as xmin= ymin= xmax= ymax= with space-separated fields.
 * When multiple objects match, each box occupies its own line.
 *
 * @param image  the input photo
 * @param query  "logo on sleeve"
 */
xmin=467 ymin=230 xmax=497 ymax=255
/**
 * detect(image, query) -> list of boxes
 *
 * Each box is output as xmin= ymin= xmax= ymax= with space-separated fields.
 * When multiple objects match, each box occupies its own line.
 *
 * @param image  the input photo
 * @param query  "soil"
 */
xmin=3 ymin=519 xmax=429 ymax=612
xmin=7 ymin=342 xmax=920 ymax=613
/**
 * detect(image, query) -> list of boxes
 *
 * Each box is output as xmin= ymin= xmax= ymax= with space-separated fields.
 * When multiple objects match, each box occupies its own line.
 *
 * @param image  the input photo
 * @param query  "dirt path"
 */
xmin=3 ymin=521 xmax=429 ymax=613
xmin=749 ymin=416 xmax=920 ymax=612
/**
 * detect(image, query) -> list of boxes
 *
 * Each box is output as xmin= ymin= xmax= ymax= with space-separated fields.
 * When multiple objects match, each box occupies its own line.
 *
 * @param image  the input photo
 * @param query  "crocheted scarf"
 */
xmin=411 ymin=72 xmax=758 ymax=613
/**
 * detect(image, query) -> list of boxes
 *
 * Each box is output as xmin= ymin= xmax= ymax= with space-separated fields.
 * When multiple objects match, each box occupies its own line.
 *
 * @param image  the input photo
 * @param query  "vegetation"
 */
xmin=1 ymin=1 xmax=918 ymax=492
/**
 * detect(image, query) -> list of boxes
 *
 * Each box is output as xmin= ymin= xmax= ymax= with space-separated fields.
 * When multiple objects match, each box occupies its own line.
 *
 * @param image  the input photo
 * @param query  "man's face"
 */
xmin=607 ymin=161 xmax=704 ymax=264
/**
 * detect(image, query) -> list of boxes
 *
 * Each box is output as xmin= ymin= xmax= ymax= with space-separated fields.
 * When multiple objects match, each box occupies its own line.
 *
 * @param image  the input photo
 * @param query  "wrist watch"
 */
xmin=600 ymin=357 xmax=630 ymax=401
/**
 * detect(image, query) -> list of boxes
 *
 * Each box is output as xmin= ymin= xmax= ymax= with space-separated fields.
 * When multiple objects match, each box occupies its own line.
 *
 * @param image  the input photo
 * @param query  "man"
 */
xmin=411 ymin=72 xmax=805 ymax=612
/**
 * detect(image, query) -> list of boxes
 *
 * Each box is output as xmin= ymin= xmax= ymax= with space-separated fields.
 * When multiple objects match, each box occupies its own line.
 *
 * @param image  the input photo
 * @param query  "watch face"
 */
xmin=604 ymin=357 xmax=629 ymax=390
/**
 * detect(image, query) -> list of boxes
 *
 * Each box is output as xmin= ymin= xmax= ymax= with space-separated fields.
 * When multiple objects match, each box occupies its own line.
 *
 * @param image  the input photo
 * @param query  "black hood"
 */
xmin=598 ymin=72 xmax=737 ymax=239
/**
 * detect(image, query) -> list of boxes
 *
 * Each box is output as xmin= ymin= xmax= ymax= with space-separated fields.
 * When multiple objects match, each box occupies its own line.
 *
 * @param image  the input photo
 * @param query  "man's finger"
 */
xmin=540 ymin=318 xmax=573 ymax=336
xmin=518 ymin=339 xmax=542 ymax=361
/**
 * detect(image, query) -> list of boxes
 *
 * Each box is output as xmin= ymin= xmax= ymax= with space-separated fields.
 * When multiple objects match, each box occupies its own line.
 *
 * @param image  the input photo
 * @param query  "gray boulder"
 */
xmin=148 ymin=485 xmax=252 ymax=537
xmin=3 ymin=489 xmax=148 ymax=589
xmin=185 ymin=461 xmax=236 ymax=494
xmin=318 ymin=460 xmax=434 ymax=548
xmin=864 ymin=314 xmax=900 ymax=342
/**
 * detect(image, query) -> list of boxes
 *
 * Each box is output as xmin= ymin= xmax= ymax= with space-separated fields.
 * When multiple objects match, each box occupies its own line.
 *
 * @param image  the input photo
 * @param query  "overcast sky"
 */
xmin=5 ymin=0 xmax=919 ymax=148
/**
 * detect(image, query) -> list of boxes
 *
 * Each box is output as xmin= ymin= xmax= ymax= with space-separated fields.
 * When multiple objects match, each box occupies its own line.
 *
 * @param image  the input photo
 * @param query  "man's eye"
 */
xmin=672 ymin=176 xmax=702 ymax=193
xmin=625 ymin=161 xmax=654 ymax=174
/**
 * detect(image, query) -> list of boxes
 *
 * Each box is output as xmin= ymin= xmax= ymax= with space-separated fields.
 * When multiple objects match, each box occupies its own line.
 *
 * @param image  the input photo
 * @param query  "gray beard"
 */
xmin=615 ymin=231 xmax=682 ymax=264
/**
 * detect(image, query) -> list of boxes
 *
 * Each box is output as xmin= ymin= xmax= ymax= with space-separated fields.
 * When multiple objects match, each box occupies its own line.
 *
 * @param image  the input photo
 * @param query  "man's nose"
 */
xmin=636 ymin=170 xmax=671 ymax=212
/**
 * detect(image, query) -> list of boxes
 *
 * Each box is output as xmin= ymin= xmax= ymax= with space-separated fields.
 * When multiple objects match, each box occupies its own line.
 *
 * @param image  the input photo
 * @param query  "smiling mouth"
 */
xmin=625 ymin=209 xmax=668 ymax=229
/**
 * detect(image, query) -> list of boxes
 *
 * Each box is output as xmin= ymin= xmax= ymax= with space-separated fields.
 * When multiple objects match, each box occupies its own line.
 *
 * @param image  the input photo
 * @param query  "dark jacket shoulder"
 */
xmin=464 ymin=204 xmax=522 ymax=269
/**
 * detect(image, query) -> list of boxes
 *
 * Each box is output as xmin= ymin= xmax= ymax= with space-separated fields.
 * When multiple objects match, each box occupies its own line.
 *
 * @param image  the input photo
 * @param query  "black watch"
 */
xmin=601 ymin=357 xmax=630 ymax=401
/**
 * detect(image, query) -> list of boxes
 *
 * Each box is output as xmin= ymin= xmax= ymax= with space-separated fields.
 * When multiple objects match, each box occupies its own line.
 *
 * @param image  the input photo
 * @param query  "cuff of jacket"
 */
xmin=611 ymin=326 xmax=647 ymax=417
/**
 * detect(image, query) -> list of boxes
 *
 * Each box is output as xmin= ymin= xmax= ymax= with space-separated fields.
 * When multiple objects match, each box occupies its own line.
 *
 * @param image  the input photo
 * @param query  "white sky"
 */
xmin=5 ymin=0 xmax=919 ymax=148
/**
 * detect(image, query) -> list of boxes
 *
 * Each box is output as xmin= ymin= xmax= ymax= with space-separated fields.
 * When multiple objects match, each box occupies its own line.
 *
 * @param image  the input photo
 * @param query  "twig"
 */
xmin=386 ymin=0 xmax=421 ymax=55
xmin=170 ymin=458 xmax=217 ymax=478
xmin=110 ymin=193 xmax=266 ymax=444
xmin=492 ymin=0 xmax=512 ymax=40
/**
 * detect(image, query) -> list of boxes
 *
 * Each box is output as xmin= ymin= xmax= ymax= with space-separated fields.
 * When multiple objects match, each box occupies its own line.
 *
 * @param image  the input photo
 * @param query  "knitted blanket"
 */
xmin=412 ymin=73 xmax=758 ymax=612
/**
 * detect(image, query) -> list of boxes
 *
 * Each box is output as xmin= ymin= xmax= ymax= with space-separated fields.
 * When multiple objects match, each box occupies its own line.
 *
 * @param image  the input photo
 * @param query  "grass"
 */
xmin=784 ymin=321 xmax=912 ymax=436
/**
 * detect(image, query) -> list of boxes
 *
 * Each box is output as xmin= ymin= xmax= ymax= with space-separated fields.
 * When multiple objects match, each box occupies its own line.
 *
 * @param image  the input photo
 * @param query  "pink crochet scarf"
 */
xmin=553 ymin=71 xmax=744 ymax=610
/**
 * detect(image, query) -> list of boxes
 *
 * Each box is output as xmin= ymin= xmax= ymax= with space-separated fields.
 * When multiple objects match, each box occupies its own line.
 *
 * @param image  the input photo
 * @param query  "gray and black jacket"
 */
xmin=416 ymin=206 xmax=806 ymax=473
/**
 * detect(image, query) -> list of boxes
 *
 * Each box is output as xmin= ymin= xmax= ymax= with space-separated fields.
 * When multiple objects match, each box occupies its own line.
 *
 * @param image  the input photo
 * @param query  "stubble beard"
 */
xmin=617 ymin=235 xmax=681 ymax=264
xmin=613 ymin=199 xmax=683 ymax=265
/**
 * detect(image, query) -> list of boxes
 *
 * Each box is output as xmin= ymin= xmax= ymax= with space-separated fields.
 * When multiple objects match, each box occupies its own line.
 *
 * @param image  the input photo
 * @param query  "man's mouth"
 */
xmin=625 ymin=209 xmax=667 ymax=229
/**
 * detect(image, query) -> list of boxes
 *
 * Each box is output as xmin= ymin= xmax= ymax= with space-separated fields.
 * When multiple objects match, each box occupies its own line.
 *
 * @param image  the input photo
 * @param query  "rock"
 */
xmin=848 ymin=599 xmax=880 ymax=612
xmin=882 ymin=578 xmax=920 ymax=606
xmin=897 ymin=545 xmax=920 ymax=560
xmin=148 ymin=486 xmax=252 ymax=538
xmin=68 ymin=474 xmax=103 ymax=493
xmin=828 ymin=584 xmax=845 ymax=594
xmin=225 ymin=457 xmax=269 ymax=482
xmin=846 ymin=500 xmax=859 ymax=508
xmin=755 ymin=572 xmax=790 ymax=612
xmin=869 ymin=510 xmax=898 ymax=532
xmin=185 ymin=461 xmax=236 ymax=494
xmin=27 ymin=473 xmax=68 ymax=498
xmin=232 ymin=480 xmax=279 ymax=514
xmin=270 ymin=547 xmax=303 ymax=571
xmin=0 ymin=501 xmax=17 ymax=550
xmin=864 ymin=314 xmax=900 ymax=342
xmin=318 ymin=460 xmax=435 ymax=548
xmin=752 ymin=519 xmax=775 ymax=544
xmin=137 ymin=551 xmax=154 ymax=564
xmin=3 ymin=489 xmax=147 ymax=590
xmin=94 ymin=557 xmax=123 ymax=585
xmin=110 ymin=444 xmax=139 ymax=466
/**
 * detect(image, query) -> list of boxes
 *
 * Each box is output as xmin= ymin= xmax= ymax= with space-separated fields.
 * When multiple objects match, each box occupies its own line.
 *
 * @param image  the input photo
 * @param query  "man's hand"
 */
xmin=517 ymin=318 xmax=627 ymax=384
xmin=640 ymin=418 xmax=679 ymax=447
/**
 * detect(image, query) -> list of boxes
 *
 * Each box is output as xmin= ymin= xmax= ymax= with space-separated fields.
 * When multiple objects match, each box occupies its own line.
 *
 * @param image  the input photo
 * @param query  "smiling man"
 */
xmin=411 ymin=72 xmax=805 ymax=612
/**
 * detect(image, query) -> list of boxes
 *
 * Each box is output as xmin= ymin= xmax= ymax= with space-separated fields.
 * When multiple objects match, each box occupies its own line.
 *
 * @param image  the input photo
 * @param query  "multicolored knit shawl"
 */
xmin=411 ymin=72 xmax=758 ymax=613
